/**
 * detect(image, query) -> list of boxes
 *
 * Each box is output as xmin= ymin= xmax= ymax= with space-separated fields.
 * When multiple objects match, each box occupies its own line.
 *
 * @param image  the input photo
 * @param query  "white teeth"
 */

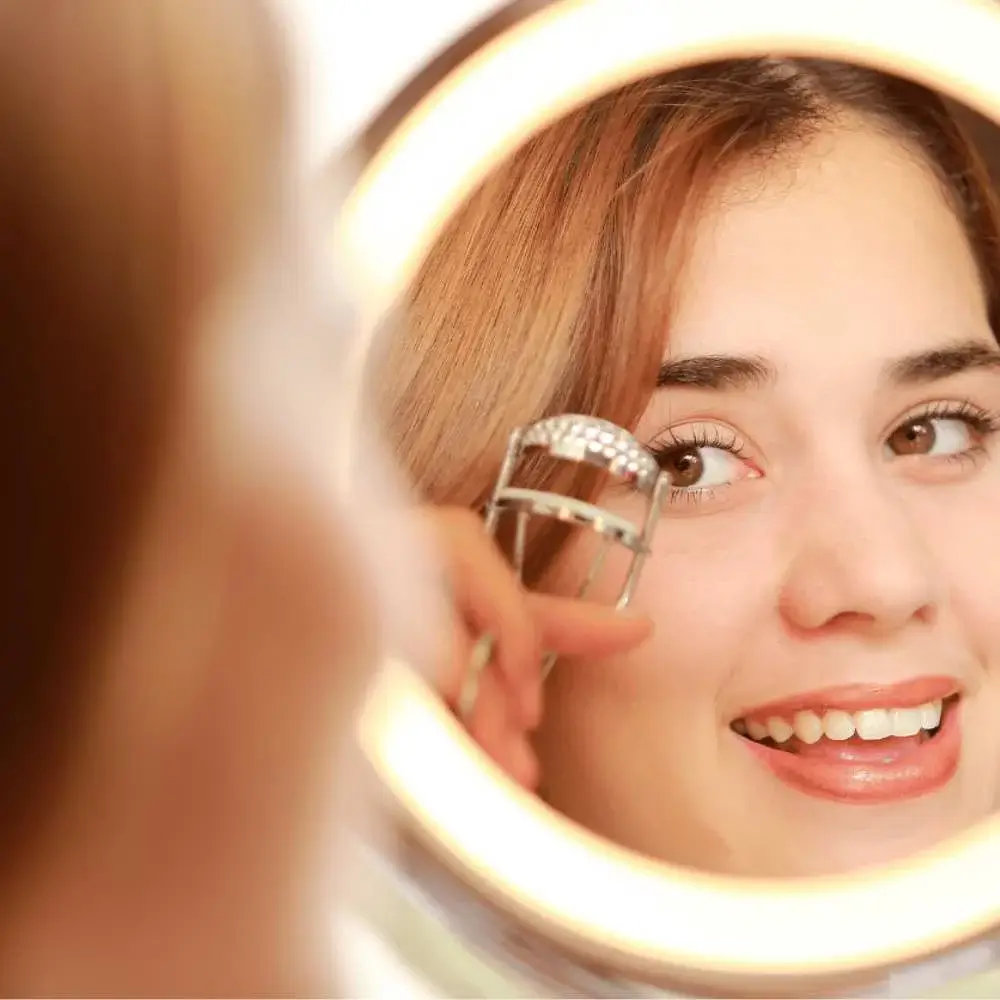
xmin=823 ymin=710 xmax=856 ymax=741
xmin=855 ymin=708 xmax=893 ymax=740
xmin=891 ymin=707 xmax=923 ymax=737
xmin=766 ymin=717 xmax=795 ymax=743
xmin=792 ymin=711 xmax=823 ymax=744
xmin=920 ymin=701 xmax=942 ymax=729
xmin=737 ymin=698 xmax=946 ymax=744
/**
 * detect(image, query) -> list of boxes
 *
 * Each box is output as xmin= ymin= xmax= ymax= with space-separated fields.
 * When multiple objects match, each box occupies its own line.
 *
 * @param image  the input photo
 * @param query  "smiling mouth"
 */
xmin=730 ymin=695 xmax=957 ymax=752
xmin=729 ymin=686 xmax=963 ymax=803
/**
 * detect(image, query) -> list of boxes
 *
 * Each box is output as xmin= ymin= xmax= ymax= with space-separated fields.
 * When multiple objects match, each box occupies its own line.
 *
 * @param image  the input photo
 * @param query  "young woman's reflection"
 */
xmin=385 ymin=60 xmax=1000 ymax=878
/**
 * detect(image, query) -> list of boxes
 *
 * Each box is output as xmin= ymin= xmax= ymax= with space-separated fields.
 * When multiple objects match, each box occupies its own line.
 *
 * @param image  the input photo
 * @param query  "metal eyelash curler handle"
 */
xmin=457 ymin=414 xmax=672 ymax=723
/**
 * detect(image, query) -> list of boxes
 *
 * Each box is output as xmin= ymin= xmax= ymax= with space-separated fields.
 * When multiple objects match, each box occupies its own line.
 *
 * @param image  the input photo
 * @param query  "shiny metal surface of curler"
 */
xmin=458 ymin=415 xmax=670 ymax=721
xmin=341 ymin=0 xmax=1000 ymax=995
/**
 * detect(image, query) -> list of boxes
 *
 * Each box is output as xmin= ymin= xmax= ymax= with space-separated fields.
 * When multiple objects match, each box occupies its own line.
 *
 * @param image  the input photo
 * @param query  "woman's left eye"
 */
xmin=884 ymin=413 xmax=988 ymax=459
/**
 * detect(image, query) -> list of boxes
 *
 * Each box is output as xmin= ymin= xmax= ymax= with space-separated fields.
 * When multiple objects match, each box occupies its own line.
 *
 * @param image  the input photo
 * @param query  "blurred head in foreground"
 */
xmin=0 ymin=0 xmax=419 ymax=992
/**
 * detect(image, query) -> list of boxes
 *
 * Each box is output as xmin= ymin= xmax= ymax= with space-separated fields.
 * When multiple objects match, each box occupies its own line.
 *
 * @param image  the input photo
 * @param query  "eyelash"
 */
xmin=646 ymin=400 xmax=1000 ymax=508
xmin=647 ymin=425 xmax=749 ymax=506
xmin=898 ymin=400 xmax=1000 ymax=470
xmin=911 ymin=399 xmax=1000 ymax=445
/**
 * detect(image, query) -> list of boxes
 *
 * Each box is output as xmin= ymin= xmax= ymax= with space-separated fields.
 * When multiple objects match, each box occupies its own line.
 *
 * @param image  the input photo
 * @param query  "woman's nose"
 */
xmin=777 ymin=475 xmax=941 ymax=637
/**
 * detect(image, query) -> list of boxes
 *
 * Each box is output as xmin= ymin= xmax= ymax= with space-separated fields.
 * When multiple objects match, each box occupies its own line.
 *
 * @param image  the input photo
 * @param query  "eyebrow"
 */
xmin=656 ymin=353 xmax=773 ymax=390
xmin=883 ymin=340 xmax=1000 ymax=384
xmin=656 ymin=339 xmax=1000 ymax=392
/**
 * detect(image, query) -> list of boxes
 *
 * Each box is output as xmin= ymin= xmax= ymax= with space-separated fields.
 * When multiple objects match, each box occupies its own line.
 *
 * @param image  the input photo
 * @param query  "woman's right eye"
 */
xmin=647 ymin=425 xmax=763 ymax=507
xmin=644 ymin=422 xmax=763 ymax=510
xmin=655 ymin=444 xmax=745 ymax=491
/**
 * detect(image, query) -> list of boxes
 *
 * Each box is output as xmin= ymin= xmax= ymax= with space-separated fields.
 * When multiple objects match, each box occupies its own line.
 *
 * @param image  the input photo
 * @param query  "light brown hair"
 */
xmin=382 ymin=58 xmax=1000 ymax=583
xmin=0 ymin=0 xmax=287 ymax=872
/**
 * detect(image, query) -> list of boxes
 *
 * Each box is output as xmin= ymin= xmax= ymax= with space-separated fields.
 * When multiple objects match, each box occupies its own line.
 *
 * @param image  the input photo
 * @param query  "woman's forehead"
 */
xmin=665 ymin=124 xmax=988 ymax=369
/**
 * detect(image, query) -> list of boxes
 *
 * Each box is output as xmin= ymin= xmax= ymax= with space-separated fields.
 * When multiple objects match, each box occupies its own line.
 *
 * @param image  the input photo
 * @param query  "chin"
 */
xmin=762 ymin=793 xmax=975 ymax=878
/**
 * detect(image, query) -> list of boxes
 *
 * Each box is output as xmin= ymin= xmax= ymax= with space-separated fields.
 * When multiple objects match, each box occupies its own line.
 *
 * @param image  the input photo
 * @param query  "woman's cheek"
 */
xmin=545 ymin=495 xmax=777 ymax=683
xmin=624 ymin=544 xmax=767 ymax=692
xmin=909 ymin=487 xmax=1000 ymax=659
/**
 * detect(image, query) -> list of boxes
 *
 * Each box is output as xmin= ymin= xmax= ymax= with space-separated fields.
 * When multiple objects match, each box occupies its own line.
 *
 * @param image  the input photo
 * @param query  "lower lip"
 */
xmin=742 ymin=701 xmax=961 ymax=804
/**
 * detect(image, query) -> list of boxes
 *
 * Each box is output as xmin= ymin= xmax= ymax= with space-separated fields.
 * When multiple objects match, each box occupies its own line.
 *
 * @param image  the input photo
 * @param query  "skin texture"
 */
xmin=525 ymin=121 xmax=1000 ymax=877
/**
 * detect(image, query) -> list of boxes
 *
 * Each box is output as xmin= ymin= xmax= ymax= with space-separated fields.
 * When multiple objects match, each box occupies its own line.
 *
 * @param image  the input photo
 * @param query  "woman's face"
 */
xmin=537 ymin=120 xmax=1000 ymax=877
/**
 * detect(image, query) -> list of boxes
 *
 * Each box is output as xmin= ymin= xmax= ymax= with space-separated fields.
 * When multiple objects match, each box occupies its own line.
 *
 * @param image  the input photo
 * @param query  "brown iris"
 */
xmin=662 ymin=448 xmax=704 ymax=488
xmin=887 ymin=418 xmax=936 ymax=456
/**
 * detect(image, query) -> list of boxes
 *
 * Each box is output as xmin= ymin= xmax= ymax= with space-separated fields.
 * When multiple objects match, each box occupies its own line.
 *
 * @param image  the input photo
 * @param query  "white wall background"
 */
xmin=279 ymin=0 xmax=508 ymax=169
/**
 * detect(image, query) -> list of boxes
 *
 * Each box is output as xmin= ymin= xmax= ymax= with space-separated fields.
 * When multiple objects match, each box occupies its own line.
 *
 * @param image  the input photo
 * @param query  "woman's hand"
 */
xmin=425 ymin=506 xmax=653 ymax=790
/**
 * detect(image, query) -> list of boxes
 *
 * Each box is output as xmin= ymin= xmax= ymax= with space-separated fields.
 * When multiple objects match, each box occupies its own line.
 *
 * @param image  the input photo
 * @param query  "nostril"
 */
xmin=827 ymin=610 xmax=876 ymax=629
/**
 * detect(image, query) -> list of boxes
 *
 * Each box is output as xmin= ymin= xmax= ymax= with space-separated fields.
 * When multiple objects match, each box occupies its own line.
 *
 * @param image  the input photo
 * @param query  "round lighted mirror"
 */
xmin=340 ymin=0 xmax=1000 ymax=994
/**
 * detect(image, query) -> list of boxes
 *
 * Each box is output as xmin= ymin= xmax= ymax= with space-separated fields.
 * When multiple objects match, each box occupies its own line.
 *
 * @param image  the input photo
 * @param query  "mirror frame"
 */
xmin=341 ymin=0 xmax=1000 ymax=991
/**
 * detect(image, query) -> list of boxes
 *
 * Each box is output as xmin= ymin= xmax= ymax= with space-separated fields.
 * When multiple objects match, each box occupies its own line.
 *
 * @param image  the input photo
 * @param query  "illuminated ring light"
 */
xmin=343 ymin=0 xmax=1000 ymax=992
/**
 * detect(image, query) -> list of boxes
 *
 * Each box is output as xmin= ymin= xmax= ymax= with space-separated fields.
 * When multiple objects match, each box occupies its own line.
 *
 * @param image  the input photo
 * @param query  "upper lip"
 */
xmin=734 ymin=675 xmax=961 ymax=722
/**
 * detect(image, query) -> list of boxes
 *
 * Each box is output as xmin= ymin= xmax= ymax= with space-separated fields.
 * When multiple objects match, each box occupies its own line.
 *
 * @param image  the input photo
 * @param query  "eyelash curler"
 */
xmin=458 ymin=414 xmax=672 ymax=721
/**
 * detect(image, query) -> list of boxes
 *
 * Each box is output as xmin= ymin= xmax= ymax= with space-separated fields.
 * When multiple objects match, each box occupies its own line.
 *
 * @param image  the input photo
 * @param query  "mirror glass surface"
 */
xmin=378 ymin=55 xmax=1000 ymax=882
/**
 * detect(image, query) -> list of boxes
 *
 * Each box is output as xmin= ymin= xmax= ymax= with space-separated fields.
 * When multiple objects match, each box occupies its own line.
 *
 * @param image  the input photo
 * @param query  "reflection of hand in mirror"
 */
xmin=383 ymin=57 xmax=1000 ymax=880
xmin=426 ymin=506 xmax=652 ymax=789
